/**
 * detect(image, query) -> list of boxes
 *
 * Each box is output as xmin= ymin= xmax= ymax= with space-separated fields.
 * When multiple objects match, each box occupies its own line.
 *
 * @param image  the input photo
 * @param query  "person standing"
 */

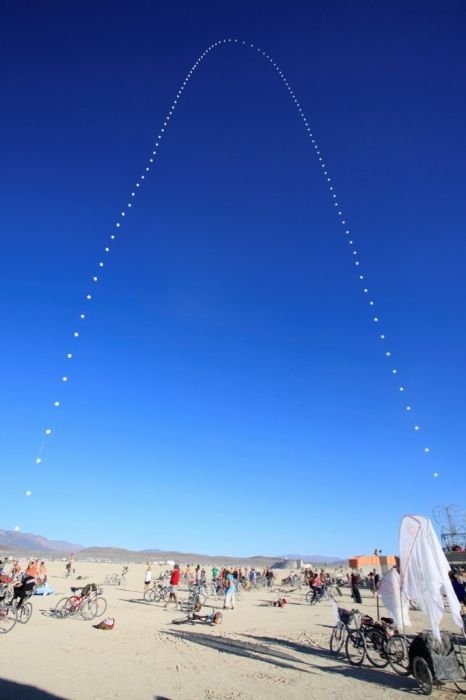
xmin=224 ymin=573 xmax=236 ymax=610
xmin=165 ymin=564 xmax=181 ymax=608
xmin=351 ymin=570 xmax=362 ymax=604
xmin=144 ymin=565 xmax=152 ymax=593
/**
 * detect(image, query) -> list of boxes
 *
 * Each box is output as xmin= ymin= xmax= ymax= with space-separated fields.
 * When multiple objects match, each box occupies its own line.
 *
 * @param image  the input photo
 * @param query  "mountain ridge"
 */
xmin=0 ymin=529 xmax=345 ymax=563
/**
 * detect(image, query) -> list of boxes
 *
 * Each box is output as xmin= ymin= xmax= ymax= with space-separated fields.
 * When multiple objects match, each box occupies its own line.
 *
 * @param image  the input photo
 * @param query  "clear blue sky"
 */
xmin=1 ymin=0 xmax=465 ymax=557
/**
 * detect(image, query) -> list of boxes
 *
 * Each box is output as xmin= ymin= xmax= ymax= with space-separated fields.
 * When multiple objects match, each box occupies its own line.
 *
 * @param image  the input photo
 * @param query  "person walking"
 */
xmin=351 ymin=570 xmax=362 ymax=604
xmin=224 ymin=573 xmax=236 ymax=610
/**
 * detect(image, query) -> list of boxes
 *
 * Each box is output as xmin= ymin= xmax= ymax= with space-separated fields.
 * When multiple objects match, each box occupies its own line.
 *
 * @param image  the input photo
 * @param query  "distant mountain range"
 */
xmin=0 ymin=529 xmax=345 ymax=565
xmin=0 ymin=529 xmax=84 ymax=554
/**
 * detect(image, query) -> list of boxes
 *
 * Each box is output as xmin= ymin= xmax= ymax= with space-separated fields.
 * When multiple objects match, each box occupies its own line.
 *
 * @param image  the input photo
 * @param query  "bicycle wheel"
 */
xmin=364 ymin=626 xmax=389 ymax=668
xmin=54 ymin=596 xmax=74 ymax=618
xmin=0 ymin=602 xmax=17 ymax=633
xmin=17 ymin=601 xmax=33 ymax=624
xmin=386 ymin=635 xmax=410 ymax=676
xmin=413 ymin=656 xmax=433 ymax=695
xmin=95 ymin=596 xmax=107 ymax=616
xmin=80 ymin=598 xmax=98 ymax=620
xmin=144 ymin=588 xmax=156 ymax=602
xmin=330 ymin=622 xmax=347 ymax=657
xmin=162 ymin=587 xmax=172 ymax=602
xmin=345 ymin=629 xmax=366 ymax=666
xmin=305 ymin=590 xmax=313 ymax=604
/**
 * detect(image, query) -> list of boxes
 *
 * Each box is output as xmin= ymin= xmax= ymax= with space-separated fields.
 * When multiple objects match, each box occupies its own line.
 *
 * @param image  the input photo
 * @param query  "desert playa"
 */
xmin=0 ymin=559 xmax=458 ymax=700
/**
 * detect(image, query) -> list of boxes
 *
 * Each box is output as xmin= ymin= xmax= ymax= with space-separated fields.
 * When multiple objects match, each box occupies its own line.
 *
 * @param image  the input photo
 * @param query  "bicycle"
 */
xmin=0 ymin=597 xmax=17 ymax=633
xmin=329 ymin=607 xmax=361 ymax=657
xmin=345 ymin=614 xmax=396 ymax=668
xmin=12 ymin=588 xmax=35 ymax=625
xmin=307 ymin=585 xmax=336 ymax=605
xmin=54 ymin=585 xmax=107 ymax=620
xmin=103 ymin=573 xmax=120 ymax=585
xmin=144 ymin=583 xmax=170 ymax=603
xmin=172 ymin=608 xmax=223 ymax=626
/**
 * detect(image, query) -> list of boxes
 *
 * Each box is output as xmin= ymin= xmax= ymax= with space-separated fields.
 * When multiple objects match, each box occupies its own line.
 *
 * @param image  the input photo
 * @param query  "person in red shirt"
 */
xmin=165 ymin=564 xmax=181 ymax=609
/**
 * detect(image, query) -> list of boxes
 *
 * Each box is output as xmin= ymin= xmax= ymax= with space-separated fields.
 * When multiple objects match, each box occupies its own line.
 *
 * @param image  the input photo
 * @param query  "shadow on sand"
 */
xmin=239 ymin=633 xmax=418 ymax=693
xmin=0 ymin=679 xmax=66 ymax=700
xmin=162 ymin=630 xmax=315 ymax=674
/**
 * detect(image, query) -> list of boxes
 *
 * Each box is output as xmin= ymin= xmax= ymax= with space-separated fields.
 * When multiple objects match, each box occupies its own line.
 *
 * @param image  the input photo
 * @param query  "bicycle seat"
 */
xmin=381 ymin=616 xmax=394 ymax=625
xmin=70 ymin=587 xmax=82 ymax=593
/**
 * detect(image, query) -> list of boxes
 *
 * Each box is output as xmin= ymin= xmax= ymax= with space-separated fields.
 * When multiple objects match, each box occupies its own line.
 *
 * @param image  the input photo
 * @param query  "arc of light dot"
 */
xmin=28 ymin=37 xmax=433 ymax=491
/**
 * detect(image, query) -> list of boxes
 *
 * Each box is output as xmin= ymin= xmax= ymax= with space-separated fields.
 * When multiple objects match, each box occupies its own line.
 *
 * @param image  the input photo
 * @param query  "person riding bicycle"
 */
xmin=310 ymin=573 xmax=324 ymax=602
xmin=11 ymin=572 xmax=36 ymax=608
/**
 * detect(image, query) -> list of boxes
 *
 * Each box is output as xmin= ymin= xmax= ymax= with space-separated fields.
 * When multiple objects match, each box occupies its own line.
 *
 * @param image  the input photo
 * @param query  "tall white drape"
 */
xmin=399 ymin=514 xmax=463 ymax=640
xmin=378 ymin=567 xmax=411 ymax=630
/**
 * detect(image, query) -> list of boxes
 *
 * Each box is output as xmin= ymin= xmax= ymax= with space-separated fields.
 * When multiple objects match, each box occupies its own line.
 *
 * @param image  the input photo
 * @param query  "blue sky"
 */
xmin=1 ymin=0 xmax=465 ymax=557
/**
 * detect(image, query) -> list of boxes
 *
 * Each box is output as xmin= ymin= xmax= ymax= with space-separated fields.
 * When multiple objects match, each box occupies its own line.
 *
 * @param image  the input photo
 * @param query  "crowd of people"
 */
xmin=0 ymin=558 xmax=48 ymax=608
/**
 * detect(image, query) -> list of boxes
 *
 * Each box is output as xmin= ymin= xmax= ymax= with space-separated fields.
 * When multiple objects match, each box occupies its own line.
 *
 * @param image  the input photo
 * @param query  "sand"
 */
xmin=0 ymin=559 xmax=458 ymax=699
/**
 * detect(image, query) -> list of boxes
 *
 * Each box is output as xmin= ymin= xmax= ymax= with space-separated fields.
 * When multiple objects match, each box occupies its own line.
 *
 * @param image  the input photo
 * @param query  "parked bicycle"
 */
xmin=54 ymin=584 xmax=107 ymax=620
xmin=329 ymin=607 xmax=361 ymax=657
xmin=144 ymin=583 xmax=170 ymax=603
xmin=345 ymin=613 xmax=398 ymax=668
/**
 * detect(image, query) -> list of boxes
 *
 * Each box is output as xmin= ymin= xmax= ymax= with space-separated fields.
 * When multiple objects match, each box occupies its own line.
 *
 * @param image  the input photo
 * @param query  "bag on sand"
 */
xmin=93 ymin=617 xmax=115 ymax=630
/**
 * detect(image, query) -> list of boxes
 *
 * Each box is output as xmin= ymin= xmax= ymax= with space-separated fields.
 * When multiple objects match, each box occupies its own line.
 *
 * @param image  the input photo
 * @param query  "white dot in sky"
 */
xmin=67 ymin=353 xmax=72 ymax=359
xmin=54 ymin=401 xmax=60 ymax=407
xmin=424 ymin=447 xmax=430 ymax=453
xmin=414 ymin=425 xmax=420 ymax=431
xmin=14 ymin=526 xmax=20 ymax=532
xmin=373 ymin=317 xmax=379 ymax=322
xmin=392 ymin=369 xmax=398 ymax=374
xmin=62 ymin=376 xmax=68 ymax=382
xmin=80 ymin=314 xmax=85 ymax=319
xmin=35 ymin=457 xmax=42 ymax=464
xmin=380 ymin=334 xmax=385 ymax=339
xmin=74 ymin=332 xmax=79 ymax=337
xmin=86 ymin=294 xmax=92 ymax=300
xmin=25 ymin=490 xmax=32 ymax=497
xmin=399 ymin=386 xmax=405 ymax=392
xmin=45 ymin=428 xmax=52 ymax=435
xmin=406 ymin=405 xmax=412 ymax=411
xmin=433 ymin=472 xmax=438 ymax=477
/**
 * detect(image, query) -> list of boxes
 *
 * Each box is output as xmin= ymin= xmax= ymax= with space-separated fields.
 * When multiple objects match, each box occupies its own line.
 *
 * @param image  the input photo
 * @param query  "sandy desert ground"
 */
xmin=0 ymin=559 xmax=461 ymax=699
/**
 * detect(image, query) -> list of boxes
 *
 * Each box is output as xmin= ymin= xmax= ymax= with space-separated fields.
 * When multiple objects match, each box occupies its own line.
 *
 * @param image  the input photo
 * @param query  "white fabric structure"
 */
xmin=399 ymin=514 xmax=463 ymax=640
xmin=378 ymin=567 xmax=411 ymax=630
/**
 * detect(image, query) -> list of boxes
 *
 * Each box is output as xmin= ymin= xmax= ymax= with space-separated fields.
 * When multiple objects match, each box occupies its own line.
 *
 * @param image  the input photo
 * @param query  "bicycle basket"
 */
xmin=338 ymin=608 xmax=353 ymax=625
